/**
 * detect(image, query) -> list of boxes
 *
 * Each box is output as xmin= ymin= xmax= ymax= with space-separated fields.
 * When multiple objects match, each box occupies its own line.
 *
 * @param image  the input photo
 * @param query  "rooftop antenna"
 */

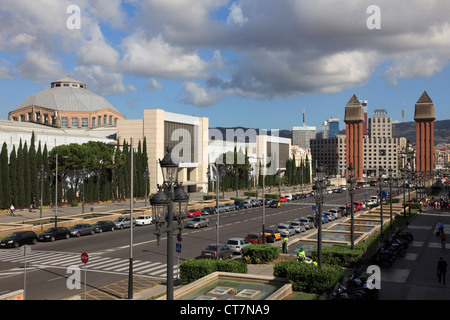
xmin=402 ymin=98 xmax=405 ymax=122
xmin=303 ymin=107 xmax=306 ymax=126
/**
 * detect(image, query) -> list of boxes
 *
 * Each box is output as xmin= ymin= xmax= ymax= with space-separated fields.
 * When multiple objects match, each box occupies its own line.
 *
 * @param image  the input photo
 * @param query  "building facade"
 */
xmin=414 ymin=91 xmax=435 ymax=178
xmin=116 ymin=109 xmax=209 ymax=194
xmin=292 ymin=125 xmax=316 ymax=149
xmin=8 ymin=77 xmax=125 ymax=128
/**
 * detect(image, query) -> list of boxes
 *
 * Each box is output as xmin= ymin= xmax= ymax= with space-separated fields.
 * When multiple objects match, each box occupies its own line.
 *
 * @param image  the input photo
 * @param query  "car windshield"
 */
xmin=191 ymin=218 xmax=201 ymax=222
xmin=227 ymin=240 xmax=238 ymax=245
xmin=278 ymin=225 xmax=287 ymax=229
xmin=45 ymin=228 xmax=57 ymax=233
xmin=205 ymin=245 xmax=217 ymax=251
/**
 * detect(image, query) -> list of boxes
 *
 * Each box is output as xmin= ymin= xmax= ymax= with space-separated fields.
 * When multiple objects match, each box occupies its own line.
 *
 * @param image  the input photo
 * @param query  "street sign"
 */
xmin=176 ymin=243 xmax=182 ymax=253
xmin=312 ymin=205 xmax=316 ymax=211
xmin=364 ymin=193 xmax=368 ymax=198
xmin=20 ymin=245 xmax=31 ymax=257
xmin=177 ymin=232 xmax=182 ymax=242
xmin=81 ymin=252 xmax=89 ymax=264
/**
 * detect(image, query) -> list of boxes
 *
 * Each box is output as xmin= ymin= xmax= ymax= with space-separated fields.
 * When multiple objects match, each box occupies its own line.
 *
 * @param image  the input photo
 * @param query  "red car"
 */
xmin=245 ymin=233 xmax=264 ymax=244
xmin=278 ymin=197 xmax=287 ymax=203
xmin=186 ymin=209 xmax=202 ymax=218
xmin=353 ymin=202 xmax=363 ymax=211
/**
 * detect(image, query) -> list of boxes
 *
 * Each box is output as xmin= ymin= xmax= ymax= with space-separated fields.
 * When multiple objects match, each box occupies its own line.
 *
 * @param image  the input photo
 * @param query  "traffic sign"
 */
xmin=364 ymin=193 xmax=368 ymax=198
xmin=312 ymin=205 xmax=316 ymax=211
xmin=20 ymin=245 xmax=31 ymax=257
xmin=81 ymin=252 xmax=89 ymax=264
xmin=176 ymin=243 xmax=182 ymax=253
xmin=177 ymin=232 xmax=182 ymax=242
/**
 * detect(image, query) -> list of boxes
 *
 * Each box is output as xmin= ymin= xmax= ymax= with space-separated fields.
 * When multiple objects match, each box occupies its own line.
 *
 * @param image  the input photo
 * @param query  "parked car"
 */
xmin=299 ymin=218 xmax=313 ymax=230
xmin=328 ymin=209 xmax=341 ymax=219
xmin=203 ymin=207 xmax=217 ymax=215
xmin=323 ymin=212 xmax=335 ymax=221
xmin=1 ymin=231 xmax=38 ymax=248
xmin=185 ymin=217 xmax=209 ymax=229
xmin=92 ymin=220 xmax=116 ymax=232
xmin=245 ymin=233 xmax=264 ymax=244
xmin=284 ymin=194 xmax=293 ymax=201
xmin=224 ymin=203 xmax=236 ymax=211
xmin=307 ymin=215 xmax=318 ymax=228
xmin=321 ymin=214 xmax=329 ymax=224
xmin=264 ymin=198 xmax=273 ymax=206
xmin=278 ymin=197 xmax=287 ymax=203
xmin=269 ymin=200 xmax=281 ymax=208
xmin=234 ymin=200 xmax=244 ymax=210
xmin=250 ymin=199 xmax=260 ymax=207
xmin=114 ymin=216 xmax=136 ymax=229
xmin=218 ymin=205 xmax=229 ymax=213
xmin=262 ymin=229 xmax=281 ymax=242
xmin=353 ymin=202 xmax=364 ymax=211
xmin=70 ymin=224 xmax=95 ymax=237
xmin=186 ymin=209 xmax=202 ymax=218
xmin=135 ymin=215 xmax=153 ymax=226
xmin=289 ymin=221 xmax=306 ymax=233
xmin=38 ymin=227 xmax=70 ymax=241
xmin=243 ymin=200 xmax=252 ymax=208
xmin=201 ymin=244 xmax=233 ymax=260
xmin=226 ymin=238 xmax=250 ymax=254
xmin=277 ymin=224 xmax=295 ymax=237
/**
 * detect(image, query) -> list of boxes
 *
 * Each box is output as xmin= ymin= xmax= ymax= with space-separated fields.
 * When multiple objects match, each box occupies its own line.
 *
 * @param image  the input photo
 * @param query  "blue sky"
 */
xmin=1 ymin=1 xmax=449 ymax=132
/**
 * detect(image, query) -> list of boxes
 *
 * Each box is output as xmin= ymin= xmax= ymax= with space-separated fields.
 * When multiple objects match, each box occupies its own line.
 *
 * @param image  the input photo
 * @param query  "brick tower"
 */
xmin=414 ymin=91 xmax=435 ymax=178
xmin=344 ymin=94 xmax=365 ymax=179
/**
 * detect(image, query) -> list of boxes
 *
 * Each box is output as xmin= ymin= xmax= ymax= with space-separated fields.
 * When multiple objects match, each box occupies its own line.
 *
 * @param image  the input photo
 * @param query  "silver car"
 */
xmin=114 ymin=216 xmax=136 ymax=229
xmin=226 ymin=238 xmax=250 ymax=254
xmin=277 ymin=224 xmax=295 ymax=237
xmin=185 ymin=217 xmax=209 ymax=229
xmin=289 ymin=221 xmax=306 ymax=233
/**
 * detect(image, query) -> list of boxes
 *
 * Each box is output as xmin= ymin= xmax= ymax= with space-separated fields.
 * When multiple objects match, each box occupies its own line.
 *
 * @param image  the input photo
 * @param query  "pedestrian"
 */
xmin=9 ymin=204 xmax=15 ymax=216
xmin=440 ymin=231 xmax=446 ymax=249
xmin=282 ymin=236 xmax=288 ymax=254
xmin=297 ymin=247 xmax=306 ymax=261
xmin=437 ymin=257 xmax=448 ymax=285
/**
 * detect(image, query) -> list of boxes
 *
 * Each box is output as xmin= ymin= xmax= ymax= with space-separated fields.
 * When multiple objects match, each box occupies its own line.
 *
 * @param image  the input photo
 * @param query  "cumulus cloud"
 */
xmin=2 ymin=0 xmax=450 ymax=105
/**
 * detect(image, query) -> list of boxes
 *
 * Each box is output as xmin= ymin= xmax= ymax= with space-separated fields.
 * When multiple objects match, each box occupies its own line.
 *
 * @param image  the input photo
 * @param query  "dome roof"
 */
xmin=15 ymin=78 xmax=119 ymax=113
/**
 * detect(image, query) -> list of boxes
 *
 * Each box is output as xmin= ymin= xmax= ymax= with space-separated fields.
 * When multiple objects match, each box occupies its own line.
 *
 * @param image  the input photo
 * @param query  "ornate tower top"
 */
xmin=344 ymin=94 xmax=365 ymax=123
xmin=414 ymin=91 xmax=436 ymax=122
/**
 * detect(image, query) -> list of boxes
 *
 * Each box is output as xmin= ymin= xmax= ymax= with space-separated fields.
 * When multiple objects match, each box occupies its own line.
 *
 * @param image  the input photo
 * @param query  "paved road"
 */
xmin=0 ymin=185 xmax=380 ymax=300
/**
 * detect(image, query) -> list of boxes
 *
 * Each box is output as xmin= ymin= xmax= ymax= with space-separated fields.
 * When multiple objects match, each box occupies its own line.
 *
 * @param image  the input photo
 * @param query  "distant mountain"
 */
xmin=392 ymin=119 xmax=450 ymax=146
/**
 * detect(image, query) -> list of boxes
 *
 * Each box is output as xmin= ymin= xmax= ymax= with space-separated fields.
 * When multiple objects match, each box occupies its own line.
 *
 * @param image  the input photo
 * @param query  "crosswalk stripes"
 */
xmin=0 ymin=250 xmax=176 ymax=278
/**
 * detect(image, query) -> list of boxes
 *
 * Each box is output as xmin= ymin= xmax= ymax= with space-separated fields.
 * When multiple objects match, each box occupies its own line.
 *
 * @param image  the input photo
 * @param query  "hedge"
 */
xmin=311 ymin=244 xmax=366 ymax=268
xmin=273 ymin=260 xmax=343 ymax=294
xmin=179 ymin=258 xmax=247 ymax=284
xmin=241 ymin=244 xmax=279 ymax=264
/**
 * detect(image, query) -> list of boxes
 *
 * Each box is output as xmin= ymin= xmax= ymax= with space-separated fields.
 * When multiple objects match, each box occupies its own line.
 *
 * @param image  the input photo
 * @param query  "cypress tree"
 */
xmin=23 ymin=141 xmax=31 ymax=206
xmin=17 ymin=140 xmax=26 ymax=208
xmin=0 ymin=142 xmax=10 ymax=208
xmin=9 ymin=146 xmax=18 ymax=208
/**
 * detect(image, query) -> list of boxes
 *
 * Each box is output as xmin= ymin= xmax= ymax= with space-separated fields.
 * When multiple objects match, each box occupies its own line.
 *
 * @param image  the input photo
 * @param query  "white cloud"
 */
xmin=180 ymin=81 xmax=222 ymax=107
xmin=145 ymin=78 xmax=163 ymax=91
xmin=226 ymin=2 xmax=248 ymax=27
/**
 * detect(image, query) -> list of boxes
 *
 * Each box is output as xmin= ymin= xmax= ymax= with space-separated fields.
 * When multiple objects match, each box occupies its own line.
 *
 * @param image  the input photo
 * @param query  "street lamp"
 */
xmin=388 ymin=167 xmax=393 ymax=229
xmin=144 ymin=168 xmax=149 ymax=206
xmin=347 ymin=164 xmax=356 ymax=250
xmin=313 ymin=165 xmax=326 ymax=269
xmin=49 ymin=154 xmax=69 ymax=227
xmin=378 ymin=166 xmax=385 ymax=236
xmin=151 ymin=147 xmax=189 ymax=300
xmin=82 ymin=166 xmax=86 ymax=213
xmin=107 ymin=138 xmax=134 ymax=299
xmin=37 ymin=164 xmax=47 ymax=219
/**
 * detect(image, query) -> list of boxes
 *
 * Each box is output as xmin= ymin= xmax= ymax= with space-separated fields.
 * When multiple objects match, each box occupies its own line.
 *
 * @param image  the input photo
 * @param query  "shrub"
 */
xmin=274 ymin=260 xmax=343 ymax=294
xmin=241 ymin=244 xmax=279 ymax=264
xmin=311 ymin=244 xmax=365 ymax=268
xmin=179 ymin=259 xmax=247 ymax=284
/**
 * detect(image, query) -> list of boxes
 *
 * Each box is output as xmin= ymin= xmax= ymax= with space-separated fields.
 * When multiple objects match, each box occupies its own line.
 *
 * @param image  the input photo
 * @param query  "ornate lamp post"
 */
xmin=151 ymin=148 xmax=189 ymax=300
xmin=347 ymin=164 xmax=356 ymax=250
xmin=313 ymin=165 xmax=326 ymax=269
xmin=49 ymin=154 xmax=69 ymax=227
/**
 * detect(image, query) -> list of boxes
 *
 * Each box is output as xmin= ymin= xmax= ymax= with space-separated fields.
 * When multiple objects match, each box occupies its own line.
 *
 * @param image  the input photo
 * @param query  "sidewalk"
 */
xmin=378 ymin=189 xmax=450 ymax=300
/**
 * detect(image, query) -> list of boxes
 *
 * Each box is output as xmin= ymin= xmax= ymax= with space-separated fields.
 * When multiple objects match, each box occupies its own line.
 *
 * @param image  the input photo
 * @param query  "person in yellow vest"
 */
xmin=297 ymin=247 xmax=306 ymax=261
xmin=282 ymin=236 xmax=288 ymax=254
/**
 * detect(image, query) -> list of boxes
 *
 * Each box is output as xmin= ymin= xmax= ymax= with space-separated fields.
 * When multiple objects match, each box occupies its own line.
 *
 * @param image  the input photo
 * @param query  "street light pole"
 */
xmin=378 ymin=166 xmax=385 ymax=236
xmin=313 ymin=166 xmax=326 ymax=269
xmin=388 ymin=168 xmax=393 ymax=229
xmin=347 ymin=164 xmax=356 ymax=250
xmin=82 ymin=166 xmax=86 ymax=213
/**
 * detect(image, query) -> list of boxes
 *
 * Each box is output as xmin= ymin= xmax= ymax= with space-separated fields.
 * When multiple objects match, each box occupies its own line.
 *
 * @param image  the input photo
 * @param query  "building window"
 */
xmin=103 ymin=115 xmax=107 ymax=124
xmin=61 ymin=117 xmax=68 ymax=127
xmin=92 ymin=117 xmax=96 ymax=127
xmin=81 ymin=118 xmax=88 ymax=128
xmin=63 ymin=84 xmax=69 ymax=87
xmin=109 ymin=115 xmax=112 ymax=125
xmin=71 ymin=117 xmax=78 ymax=127
xmin=98 ymin=116 xmax=101 ymax=126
